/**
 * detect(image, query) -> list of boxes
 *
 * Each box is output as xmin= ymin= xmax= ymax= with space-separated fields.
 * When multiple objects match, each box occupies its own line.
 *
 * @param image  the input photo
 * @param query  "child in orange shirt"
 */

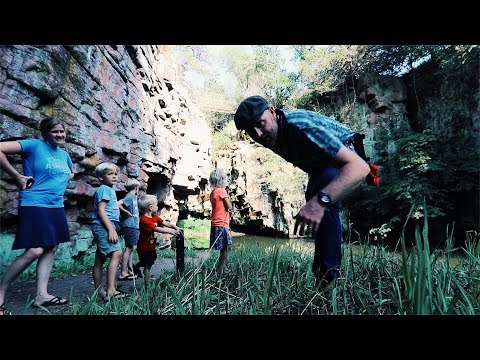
xmin=133 ymin=194 xmax=181 ymax=286
xmin=209 ymin=169 xmax=232 ymax=270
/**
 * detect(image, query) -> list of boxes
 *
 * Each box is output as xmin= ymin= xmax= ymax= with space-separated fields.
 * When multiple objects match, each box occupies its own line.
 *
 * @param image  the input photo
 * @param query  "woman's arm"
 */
xmin=0 ymin=141 xmax=33 ymax=190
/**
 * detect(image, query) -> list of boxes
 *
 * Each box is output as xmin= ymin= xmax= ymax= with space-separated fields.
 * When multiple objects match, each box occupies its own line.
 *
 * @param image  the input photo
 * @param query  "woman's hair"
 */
xmin=94 ymin=162 xmax=120 ymax=177
xmin=39 ymin=116 xmax=64 ymax=135
xmin=209 ymin=168 xmax=227 ymax=188
xmin=138 ymin=194 xmax=157 ymax=213
xmin=125 ymin=178 xmax=140 ymax=191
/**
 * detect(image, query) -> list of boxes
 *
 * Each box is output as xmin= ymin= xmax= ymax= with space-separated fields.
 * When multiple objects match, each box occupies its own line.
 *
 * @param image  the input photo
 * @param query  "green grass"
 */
xmin=62 ymin=226 xmax=479 ymax=315
xmin=177 ymin=219 xmax=211 ymax=249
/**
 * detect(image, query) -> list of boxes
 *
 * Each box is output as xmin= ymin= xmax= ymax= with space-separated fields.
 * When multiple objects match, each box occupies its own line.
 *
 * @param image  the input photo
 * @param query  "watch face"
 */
xmin=320 ymin=194 xmax=330 ymax=203
xmin=318 ymin=192 xmax=331 ymax=206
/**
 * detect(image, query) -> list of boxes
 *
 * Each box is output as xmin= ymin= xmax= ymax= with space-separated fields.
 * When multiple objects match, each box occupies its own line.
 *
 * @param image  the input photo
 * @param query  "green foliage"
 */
xmin=210 ymin=121 xmax=239 ymax=163
xmin=395 ymin=131 xmax=445 ymax=205
xmin=253 ymin=148 xmax=308 ymax=208
xmin=211 ymin=129 xmax=232 ymax=152
xmin=351 ymin=127 xmax=479 ymax=241
xmin=296 ymin=45 xmax=360 ymax=95
xmin=206 ymin=111 xmax=234 ymax=133
xmin=432 ymin=45 xmax=479 ymax=83
xmin=50 ymin=252 xmax=97 ymax=278
xmin=169 ymin=45 xmax=211 ymax=81
xmin=177 ymin=219 xmax=211 ymax=249
xmin=374 ymin=131 xmax=449 ymax=226
xmin=221 ymin=45 xmax=299 ymax=106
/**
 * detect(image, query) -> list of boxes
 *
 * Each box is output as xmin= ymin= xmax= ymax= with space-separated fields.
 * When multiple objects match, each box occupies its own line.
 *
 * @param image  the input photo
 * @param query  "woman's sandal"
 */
xmin=33 ymin=296 xmax=69 ymax=308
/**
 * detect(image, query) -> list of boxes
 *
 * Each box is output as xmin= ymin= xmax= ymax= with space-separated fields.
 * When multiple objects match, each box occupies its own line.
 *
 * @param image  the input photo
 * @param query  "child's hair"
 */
xmin=138 ymin=194 xmax=157 ymax=214
xmin=95 ymin=162 xmax=120 ymax=177
xmin=125 ymin=178 xmax=140 ymax=191
xmin=209 ymin=168 xmax=227 ymax=188
xmin=40 ymin=116 xmax=65 ymax=135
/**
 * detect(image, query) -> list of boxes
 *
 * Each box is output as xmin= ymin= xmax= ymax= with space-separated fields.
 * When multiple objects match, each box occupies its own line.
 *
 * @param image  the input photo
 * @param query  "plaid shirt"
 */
xmin=272 ymin=109 xmax=355 ymax=174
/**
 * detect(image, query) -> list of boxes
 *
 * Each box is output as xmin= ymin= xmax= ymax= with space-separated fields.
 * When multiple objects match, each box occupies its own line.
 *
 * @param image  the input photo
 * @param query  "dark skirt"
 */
xmin=13 ymin=206 xmax=71 ymax=250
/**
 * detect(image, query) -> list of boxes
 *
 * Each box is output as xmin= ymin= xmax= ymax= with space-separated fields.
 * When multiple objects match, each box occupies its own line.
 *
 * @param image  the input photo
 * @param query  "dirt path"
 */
xmin=3 ymin=250 xmax=211 ymax=315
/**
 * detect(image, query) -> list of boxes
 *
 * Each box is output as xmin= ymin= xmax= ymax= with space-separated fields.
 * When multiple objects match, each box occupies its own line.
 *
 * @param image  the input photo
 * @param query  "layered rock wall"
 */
xmin=0 ymin=45 xmax=211 ymax=268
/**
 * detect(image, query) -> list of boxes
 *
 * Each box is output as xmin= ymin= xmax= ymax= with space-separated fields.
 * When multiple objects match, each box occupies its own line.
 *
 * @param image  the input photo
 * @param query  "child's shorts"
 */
xmin=137 ymin=249 xmax=157 ymax=267
xmin=92 ymin=221 xmax=123 ymax=258
xmin=123 ymin=227 xmax=140 ymax=247
xmin=210 ymin=226 xmax=232 ymax=251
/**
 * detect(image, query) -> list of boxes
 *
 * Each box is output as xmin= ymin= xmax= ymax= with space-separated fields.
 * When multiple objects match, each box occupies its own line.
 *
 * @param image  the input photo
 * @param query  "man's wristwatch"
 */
xmin=316 ymin=191 xmax=332 ymax=207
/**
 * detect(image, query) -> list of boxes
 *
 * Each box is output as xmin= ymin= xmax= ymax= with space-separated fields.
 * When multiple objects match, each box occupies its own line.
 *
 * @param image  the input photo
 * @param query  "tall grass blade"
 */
xmin=164 ymin=279 xmax=186 ymax=315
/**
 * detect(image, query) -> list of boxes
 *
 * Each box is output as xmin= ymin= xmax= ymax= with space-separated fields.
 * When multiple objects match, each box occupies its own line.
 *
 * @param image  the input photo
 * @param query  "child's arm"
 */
xmin=98 ymin=200 xmax=118 ymax=243
xmin=162 ymin=220 xmax=181 ymax=232
xmin=154 ymin=225 xmax=180 ymax=236
xmin=222 ymin=196 xmax=233 ymax=212
xmin=117 ymin=199 xmax=133 ymax=217
xmin=155 ymin=217 xmax=180 ymax=235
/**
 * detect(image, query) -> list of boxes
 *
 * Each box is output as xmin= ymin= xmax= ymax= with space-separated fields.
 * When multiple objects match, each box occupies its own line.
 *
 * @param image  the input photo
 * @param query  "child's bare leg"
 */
xmin=143 ymin=264 xmax=152 ymax=286
xmin=120 ymin=246 xmax=133 ymax=277
xmin=217 ymin=245 xmax=231 ymax=270
xmin=128 ymin=249 xmax=134 ymax=273
xmin=106 ymin=250 xmax=122 ymax=296
xmin=93 ymin=250 xmax=106 ymax=297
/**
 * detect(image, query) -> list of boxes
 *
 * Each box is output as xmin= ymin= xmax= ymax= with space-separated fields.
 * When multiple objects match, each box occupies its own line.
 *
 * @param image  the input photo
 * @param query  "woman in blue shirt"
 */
xmin=0 ymin=116 xmax=74 ymax=314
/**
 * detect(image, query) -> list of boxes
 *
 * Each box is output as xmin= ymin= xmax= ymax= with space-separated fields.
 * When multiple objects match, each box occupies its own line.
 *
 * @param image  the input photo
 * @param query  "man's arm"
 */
xmin=319 ymin=146 xmax=370 ymax=204
xmin=294 ymin=146 xmax=370 ymax=236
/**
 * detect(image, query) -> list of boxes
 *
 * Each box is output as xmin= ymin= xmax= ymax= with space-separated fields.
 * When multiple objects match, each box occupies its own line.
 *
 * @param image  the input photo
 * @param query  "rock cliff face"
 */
xmin=0 ymin=45 xmax=211 ymax=267
xmin=216 ymin=142 xmax=293 ymax=238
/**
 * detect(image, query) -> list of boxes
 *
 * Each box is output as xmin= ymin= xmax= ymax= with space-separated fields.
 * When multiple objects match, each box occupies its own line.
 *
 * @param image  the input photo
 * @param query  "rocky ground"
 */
xmin=3 ymin=249 xmax=211 ymax=315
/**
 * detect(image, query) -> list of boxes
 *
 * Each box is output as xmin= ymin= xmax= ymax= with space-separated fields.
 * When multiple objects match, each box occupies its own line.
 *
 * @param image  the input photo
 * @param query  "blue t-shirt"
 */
xmin=17 ymin=139 xmax=73 ymax=208
xmin=92 ymin=184 xmax=120 ymax=225
xmin=121 ymin=192 xmax=139 ymax=229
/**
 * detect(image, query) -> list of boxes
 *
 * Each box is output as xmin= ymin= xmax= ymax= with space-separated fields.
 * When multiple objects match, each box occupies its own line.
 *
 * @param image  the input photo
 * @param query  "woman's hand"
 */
xmin=15 ymin=175 xmax=35 ymax=191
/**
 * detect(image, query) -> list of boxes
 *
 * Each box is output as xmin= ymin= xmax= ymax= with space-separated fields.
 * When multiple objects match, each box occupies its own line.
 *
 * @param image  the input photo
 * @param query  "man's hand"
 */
xmin=293 ymin=197 xmax=326 ymax=236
